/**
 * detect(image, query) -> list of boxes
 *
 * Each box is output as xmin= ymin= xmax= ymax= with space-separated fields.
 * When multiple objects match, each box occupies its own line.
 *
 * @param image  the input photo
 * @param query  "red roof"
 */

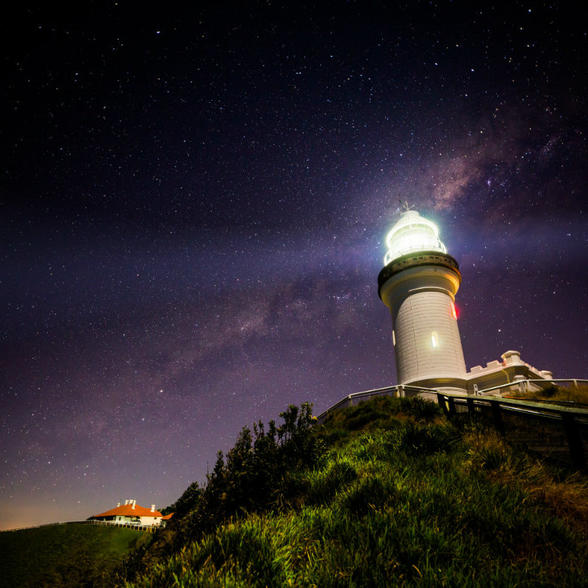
xmin=92 ymin=503 xmax=163 ymax=518
xmin=161 ymin=513 xmax=174 ymax=520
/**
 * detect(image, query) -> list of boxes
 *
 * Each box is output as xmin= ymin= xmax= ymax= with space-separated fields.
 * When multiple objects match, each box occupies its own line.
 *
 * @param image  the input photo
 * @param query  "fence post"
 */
xmin=466 ymin=397 xmax=474 ymax=416
xmin=437 ymin=393 xmax=449 ymax=417
xmin=491 ymin=402 xmax=505 ymax=435
xmin=447 ymin=396 xmax=456 ymax=415
xmin=561 ymin=413 xmax=586 ymax=469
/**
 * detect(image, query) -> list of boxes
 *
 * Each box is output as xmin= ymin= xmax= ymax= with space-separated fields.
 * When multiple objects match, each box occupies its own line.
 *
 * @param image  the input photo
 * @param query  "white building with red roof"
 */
xmin=90 ymin=499 xmax=172 ymax=527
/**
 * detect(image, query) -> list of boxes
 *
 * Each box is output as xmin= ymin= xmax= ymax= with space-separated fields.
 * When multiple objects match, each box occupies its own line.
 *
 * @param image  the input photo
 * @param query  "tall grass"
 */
xmin=507 ymin=383 xmax=588 ymax=406
xmin=127 ymin=397 xmax=588 ymax=586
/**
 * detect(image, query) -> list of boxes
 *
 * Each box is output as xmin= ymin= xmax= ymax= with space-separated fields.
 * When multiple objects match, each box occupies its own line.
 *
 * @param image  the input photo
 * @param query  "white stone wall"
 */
xmin=139 ymin=516 xmax=161 ymax=526
xmin=394 ymin=289 xmax=466 ymax=384
xmin=380 ymin=261 xmax=466 ymax=390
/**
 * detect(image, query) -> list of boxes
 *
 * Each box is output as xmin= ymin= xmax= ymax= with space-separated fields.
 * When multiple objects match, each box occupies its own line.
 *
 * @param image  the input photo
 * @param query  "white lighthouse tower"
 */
xmin=378 ymin=210 xmax=467 ymax=392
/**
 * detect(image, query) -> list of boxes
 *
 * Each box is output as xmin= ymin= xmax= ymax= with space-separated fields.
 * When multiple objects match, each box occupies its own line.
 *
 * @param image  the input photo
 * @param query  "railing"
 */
xmin=315 ymin=379 xmax=588 ymax=469
xmin=476 ymin=378 xmax=588 ymax=397
xmin=2 ymin=520 xmax=162 ymax=533
xmin=436 ymin=392 xmax=588 ymax=469
xmin=316 ymin=384 xmax=437 ymax=424
xmin=86 ymin=519 xmax=160 ymax=532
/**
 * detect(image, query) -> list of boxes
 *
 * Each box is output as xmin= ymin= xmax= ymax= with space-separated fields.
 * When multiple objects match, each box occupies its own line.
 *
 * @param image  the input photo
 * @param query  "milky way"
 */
xmin=1 ymin=3 xmax=587 ymax=529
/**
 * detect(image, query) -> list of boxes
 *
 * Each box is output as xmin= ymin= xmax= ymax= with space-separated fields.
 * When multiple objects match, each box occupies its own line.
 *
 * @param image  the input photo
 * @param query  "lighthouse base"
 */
xmin=402 ymin=376 xmax=467 ymax=401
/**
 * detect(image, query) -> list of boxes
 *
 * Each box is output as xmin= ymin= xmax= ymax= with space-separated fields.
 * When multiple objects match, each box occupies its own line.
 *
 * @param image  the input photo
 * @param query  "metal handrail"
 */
xmin=476 ymin=378 xmax=588 ymax=396
xmin=316 ymin=378 xmax=588 ymax=428
xmin=435 ymin=391 xmax=588 ymax=468
xmin=316 ymin=384 xmax=438 ymax=422
xmin=436 ymin=391 xmax=588 ymax=417
xmin=316 ymin=386 xmax=400 ymax=422
xmin=315 ymin=379 xmax=588 ymax=468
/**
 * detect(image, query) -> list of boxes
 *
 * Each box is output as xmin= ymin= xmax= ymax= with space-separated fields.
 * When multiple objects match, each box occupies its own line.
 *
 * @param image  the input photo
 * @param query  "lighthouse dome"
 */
xmin=383 ymin=210 xmax=447 ymax=265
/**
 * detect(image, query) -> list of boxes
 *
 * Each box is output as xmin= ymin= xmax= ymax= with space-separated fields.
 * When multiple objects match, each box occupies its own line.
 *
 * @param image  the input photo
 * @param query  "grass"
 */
xmin=0 ymin=522 xmax=149 ymax=587
xmin=126 ymin=397 xmax=588 ymax=586
xmin=505 ymin=383 xmax=588 ymax=406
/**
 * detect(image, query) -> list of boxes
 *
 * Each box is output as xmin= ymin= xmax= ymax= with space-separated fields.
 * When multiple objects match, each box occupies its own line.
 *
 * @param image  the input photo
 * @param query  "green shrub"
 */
xmin=541 ymin=384 xmax=557 ymax=398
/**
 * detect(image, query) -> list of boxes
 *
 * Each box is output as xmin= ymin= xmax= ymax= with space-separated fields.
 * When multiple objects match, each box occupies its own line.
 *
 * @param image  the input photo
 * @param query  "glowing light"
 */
xmin=383 ymin=210 xmax=447 ymax=265
xmin=431 ymin=332 xmax=438 ymax=348
xmin=392 ymin=330 xmax=396 ymax=346
xmin=450 ymin=301 xmax=458 ymax=320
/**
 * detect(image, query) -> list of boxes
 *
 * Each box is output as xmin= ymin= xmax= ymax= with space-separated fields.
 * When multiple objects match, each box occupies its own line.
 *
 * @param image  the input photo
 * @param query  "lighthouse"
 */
xmin=317 ymin=208 xmax=557 ymax=421
xmin=378 ymin=210 xmax=467 ymax=392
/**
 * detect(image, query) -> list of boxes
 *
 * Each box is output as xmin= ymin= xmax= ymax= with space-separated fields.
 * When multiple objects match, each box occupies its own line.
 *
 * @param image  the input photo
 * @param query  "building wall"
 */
xmin=108 ymin=514 xmax=161 ymax=526
xmin=139 ymin=516 xmax=161 ymax=526
xmin=394 ymin=289 xmax=466 ymax=384
xmin=379 ymin=260 xmax=466 ymax=390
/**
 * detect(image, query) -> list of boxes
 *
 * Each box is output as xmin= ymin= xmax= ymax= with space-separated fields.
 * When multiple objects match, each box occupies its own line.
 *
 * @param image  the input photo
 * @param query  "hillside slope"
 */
xmin=0 ymin=523 xmax=147 ymax=587
xmin=122 ymin=397 xmax=588 ymax=586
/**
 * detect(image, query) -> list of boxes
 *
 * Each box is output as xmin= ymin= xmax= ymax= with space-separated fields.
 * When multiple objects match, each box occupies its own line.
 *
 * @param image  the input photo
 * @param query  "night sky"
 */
xmin=2 ymin=2 xmax=587 ymax=530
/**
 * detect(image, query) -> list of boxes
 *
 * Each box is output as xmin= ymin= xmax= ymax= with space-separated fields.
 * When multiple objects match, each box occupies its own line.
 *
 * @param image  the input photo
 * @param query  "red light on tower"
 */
xmin=451 ymin=301 xmax=459 ymax=320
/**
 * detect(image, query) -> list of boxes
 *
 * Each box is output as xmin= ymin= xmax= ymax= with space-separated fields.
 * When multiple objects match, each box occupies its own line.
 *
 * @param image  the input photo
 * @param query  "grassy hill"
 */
xmin=0 ymin=523 xmax=148 ymax=587
xmin=506 ymin=383 xmax=588 ymax=407
xmin=122 ymin=397 xmax=588 ymax=586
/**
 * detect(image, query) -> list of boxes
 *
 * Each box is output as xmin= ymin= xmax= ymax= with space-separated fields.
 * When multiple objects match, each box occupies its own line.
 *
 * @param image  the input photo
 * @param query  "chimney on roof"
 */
xmin=132 ymin=499 xmax=136 ymax=510
xmin=117 ymin=502 xmax=120 ymax=507
xmin=125 ymin=499 xmax=129 ymax=505
xmin=151 ymin=504 xmax=155 ymax=512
